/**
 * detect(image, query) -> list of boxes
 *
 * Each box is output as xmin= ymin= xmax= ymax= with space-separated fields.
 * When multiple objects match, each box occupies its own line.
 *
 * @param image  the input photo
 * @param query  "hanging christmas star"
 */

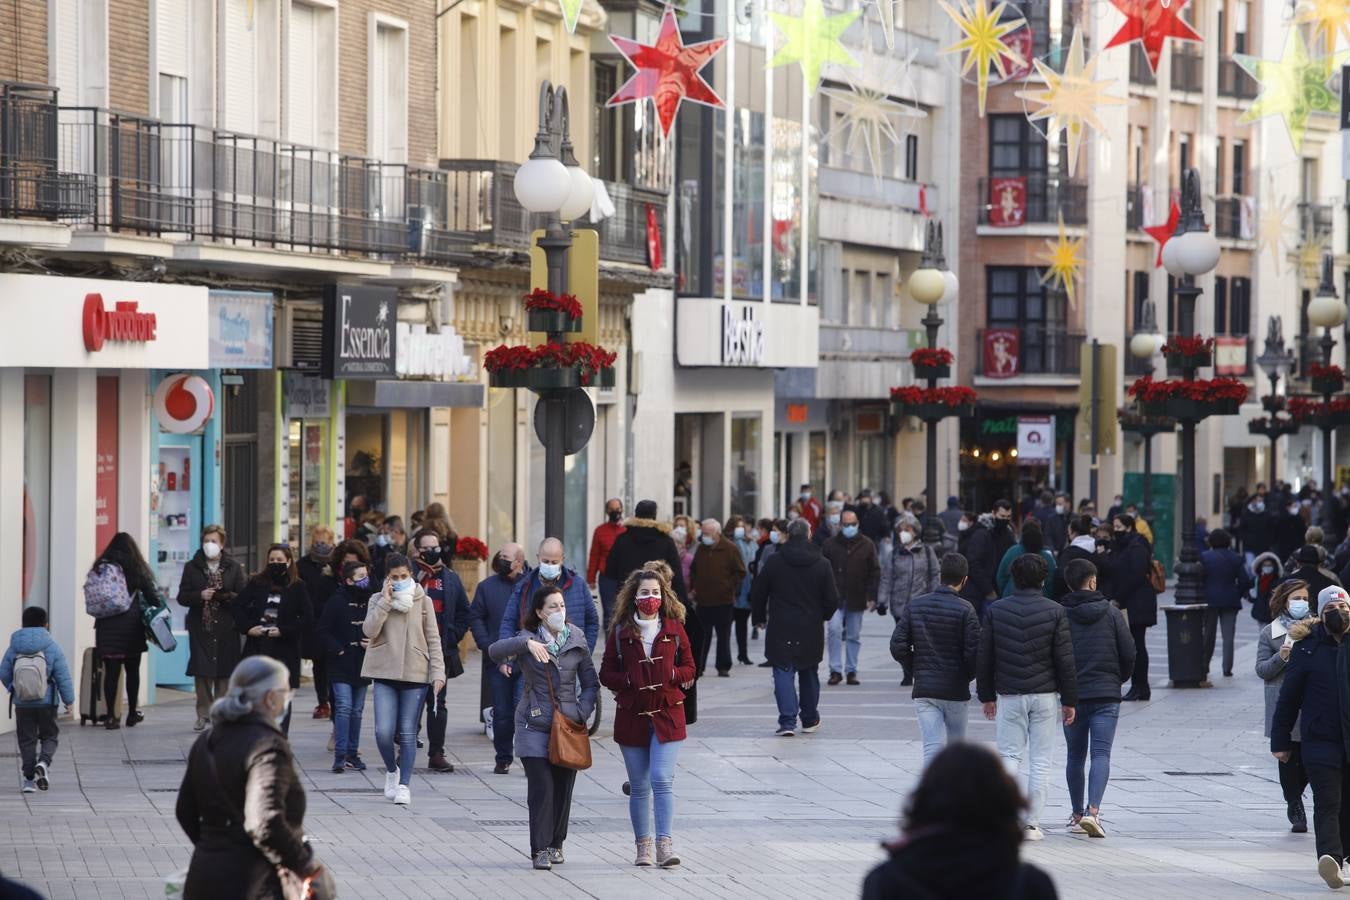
xmin=821 ymin=47 xmax=925 ymax=181
xmin=1236 ymin=28 xmax=1346 ymax=153
xmin=607 ymin=8 xmax=727 ymax=137
xmin=558 ymin=0 xmax=582 ymax=33
xmin=1295 ymin=0 xmax=1350 ymax=53
xmin=877 ymin=0 xmax=897 ymax=49
xmin=939 ymin=0 xmax=1026 ymax=118
xmin=1104 ymin=0 xmax=1202 ymax=74
xmin=1256 ymin=175 xmax=1295 ymax=277
xmin=1038 ymin=214 xmax=1086 ymax=310
xmin=1144 ymin=197 xmax=1180 ymax=269
xmin=1015 ymin=29 xmax=1130 ymax=178
xmin=1298 ymin=231 xmax=1332 ymax=284
xmin=768 ymin=0 xmax=860 ymax=96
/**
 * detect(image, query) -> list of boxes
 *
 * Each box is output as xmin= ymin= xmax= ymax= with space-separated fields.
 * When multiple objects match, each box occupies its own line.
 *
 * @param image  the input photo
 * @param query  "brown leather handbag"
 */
xmin=544 ymin=665 xmax=592 ymax=770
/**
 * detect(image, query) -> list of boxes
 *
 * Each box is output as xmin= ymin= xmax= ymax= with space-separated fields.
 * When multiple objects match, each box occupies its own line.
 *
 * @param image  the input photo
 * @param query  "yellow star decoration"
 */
xmin=1295 ymin=0 xmax=1350 ymax=53
xmin=1038 ymin=215 xmax=1086 ymax=310
xmin=768 ymin=0 xmax=861 ymax=96
xmin=1015 ymin=29 xmax=1130 ymax=178
xmin=1298 ymin=232 xmax=1332 ymax=285
xmin=821 ymin=48 xmax=925 ymax=181
xmin=939 ymin=0 xmax=1025 ymax=117
xmin=1256 ymin=174 xmax=1295 ymax=277
xmin=1236 ymin=28 xmax=1349 ymax=153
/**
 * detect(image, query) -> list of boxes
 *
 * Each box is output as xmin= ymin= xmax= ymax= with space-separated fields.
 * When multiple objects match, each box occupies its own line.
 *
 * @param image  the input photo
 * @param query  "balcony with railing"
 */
xmin=976 ymin=173 xmax=1088 ymax=227
xmin=1126 ymin=183 xmax=1144 ymax=231
xmin=0 ymin=83 xmax=95 ymax=220
xmin=1171 ymin=48 xmax=1203 ymax=93
xmin=1128 ymin=46 xmax=1156 ymax=86
xmin=1219 ymin=58 xmax=1257 ymax=99
xmin=1300 ymin=202 xmax=1335 ymax=243
xmin=974 ymin=328 xmax=1085 ymax=377
xmin=1214 ymin=196 xmax=1254 ymax=240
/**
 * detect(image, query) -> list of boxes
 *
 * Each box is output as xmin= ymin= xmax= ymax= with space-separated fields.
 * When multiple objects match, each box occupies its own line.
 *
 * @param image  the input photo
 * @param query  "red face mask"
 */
xmin=636 ymin=596 xmax=662 ymax=617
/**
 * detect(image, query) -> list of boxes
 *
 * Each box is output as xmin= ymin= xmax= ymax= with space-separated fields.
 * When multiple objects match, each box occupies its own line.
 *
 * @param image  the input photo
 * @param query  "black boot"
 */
xmin=1290 ymin=799 xmax=1308 ymax=833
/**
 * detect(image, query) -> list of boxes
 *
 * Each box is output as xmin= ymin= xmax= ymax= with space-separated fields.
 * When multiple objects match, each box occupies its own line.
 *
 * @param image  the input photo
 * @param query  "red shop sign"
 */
xmin=83 ymin=292 xmax=158 ymax=352
xmin=987 ymin=177 xmax=1027 ymax=228
xmin=983 ymin=328 xmax=1021 ymax=378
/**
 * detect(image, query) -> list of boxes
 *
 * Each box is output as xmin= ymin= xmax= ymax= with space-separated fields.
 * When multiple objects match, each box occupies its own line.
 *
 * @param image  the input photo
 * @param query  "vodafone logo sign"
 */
xmin=154 ymin=374 xmax=215 ymax=434
xmin=83 ymin=292 xmax=158 ymax=352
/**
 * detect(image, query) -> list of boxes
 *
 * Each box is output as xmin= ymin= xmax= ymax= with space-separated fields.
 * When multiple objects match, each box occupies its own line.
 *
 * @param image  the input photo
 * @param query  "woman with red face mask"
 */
xmin=600 ymin=562 xmax=696 ymax=869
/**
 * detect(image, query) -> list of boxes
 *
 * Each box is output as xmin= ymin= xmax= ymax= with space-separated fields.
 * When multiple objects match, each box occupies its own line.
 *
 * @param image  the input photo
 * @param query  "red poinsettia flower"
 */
xmin=484 ymin=341 xmax=618 ymax=385
xmin=524 ymin=288 xmax=584 ymax=319
xmin=1127 ymin=375 xmax=1247 ymax=404
xmin=1159 ymin=335 xmax=1215 ymax=357
xmin=910 ymin=348 xmax=954 ymax=368
xmin=454 ymin=536 xmax=489 ymax=561
xmin=1289 ymin=395 xmax=1350 ymax=422
xmin=1310 ymin=363 xmax=1345 ymax=380
xmin=889 ymin=385 xmax=977 ymax=407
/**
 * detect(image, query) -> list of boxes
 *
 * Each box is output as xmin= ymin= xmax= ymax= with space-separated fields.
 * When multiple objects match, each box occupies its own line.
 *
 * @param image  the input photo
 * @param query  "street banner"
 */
xmin=987 ymin=177 xmax=1027 ymax=228
xmin=1017 ymin=416 xmax=1054 ymax=461
xmin=982 ymin=328 xmax=1021 ymax=377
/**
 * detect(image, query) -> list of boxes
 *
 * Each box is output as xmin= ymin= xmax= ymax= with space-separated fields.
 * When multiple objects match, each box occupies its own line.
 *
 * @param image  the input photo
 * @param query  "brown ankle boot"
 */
xmin=656 ymin=836 xmax=680 ymax=867
xmin=634 ymin=837 xmax=655 ymax=866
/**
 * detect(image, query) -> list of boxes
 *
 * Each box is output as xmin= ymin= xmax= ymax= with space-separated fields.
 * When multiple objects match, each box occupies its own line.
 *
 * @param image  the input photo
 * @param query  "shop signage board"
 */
xmin=286 ymin=373 xmax=331 ymax=419
xmin=209 ymin=290 xmax=274 ymax=368
xmin=1017 ymin=416 xmax=1054 ymax=460
xmin=723 ymin=305 xmax=765 ymax=365
xmin=675 ymin=298 xmax=819 ymax=368
xmin=0 ymin=273 xmax=208 ymax=368
xmin=396 ymin=322 xmax=475 ymax=379
xmin=321 ymin=284 xmax=398 ymax=379
xmin=1076 ymin=342 xmax=1118 ymax=455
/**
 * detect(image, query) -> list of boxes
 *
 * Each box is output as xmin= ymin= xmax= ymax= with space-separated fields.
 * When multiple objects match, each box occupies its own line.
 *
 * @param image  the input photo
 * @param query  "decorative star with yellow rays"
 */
xmin=1256 ymin=174 xmax=1296 ymax=277
xmin=939 ymin=0 xmax=1026 ymax=117
xmin=1038 ymin=215 xmax=1086 ymax=310
xmin=768 ymin=0 xmax=861 ymax=96
xmin=1295 ymin=0 xmax=1350 ymax=53
xmin=1298 ymin=232 xmax=1332 ymax=285
xmin=1015 ymin=29 xmax=1130 ymax=178
xmin=821 ymin=47 xmax=925 ymax=181
xmin=1236 ymin=28 xmax=1348 ymax=153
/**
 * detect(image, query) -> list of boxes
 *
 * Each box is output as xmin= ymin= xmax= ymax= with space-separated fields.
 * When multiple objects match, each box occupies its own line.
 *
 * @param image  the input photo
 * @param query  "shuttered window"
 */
xmin=51 ymin=0 xmax=83 ymax=104
xmin=157 ymin=0 xmax=189 ymax=77
xmin=286 ymin=2 xmax=317 ymax=145
xmin=220 ymin=0 xmax=258 ymax=133
xmin=369 ymin=21 xmax=407 ymax=162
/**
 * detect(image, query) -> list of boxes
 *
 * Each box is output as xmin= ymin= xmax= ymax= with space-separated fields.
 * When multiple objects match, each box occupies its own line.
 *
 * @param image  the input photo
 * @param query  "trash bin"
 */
xmin=1163 ymin=604 xmax=1208 ymax=687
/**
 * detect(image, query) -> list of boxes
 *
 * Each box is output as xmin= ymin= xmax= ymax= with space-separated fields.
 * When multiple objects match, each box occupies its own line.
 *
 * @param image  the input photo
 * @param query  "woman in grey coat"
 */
xmin=489 ymin=584 xmax=598 ymax=871
xmin=1256 ymin=579 xmax=1313 ymax=834
xmin=879 ymin=518 xmax=939 ymax=686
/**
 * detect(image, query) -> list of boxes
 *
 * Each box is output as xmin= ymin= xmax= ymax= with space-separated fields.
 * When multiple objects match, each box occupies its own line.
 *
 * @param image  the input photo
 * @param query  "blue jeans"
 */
xmin=772 ymin=666 xmax=820 ymax=731
xmin=914 ymin=697 xmax=969 ymax=767
xmin=1063 ymin=700 xmax=1120 ymax=815
xmin=995 ymin=692 xmax=1059 ymax=827
xmin=619 ymin=724 xmax=683 ymax=839
xmin=373 ymin=681 xmax=427 ymax=785
xmin=329 ymin=681 xmax=368 ymax=761
xmin=827 ymin=609 xmax=863 ymax=674
xmin=598 ymin=576 xmax=619 ymax=633
xmin=490 ymin=665 xmax=524 ymax=765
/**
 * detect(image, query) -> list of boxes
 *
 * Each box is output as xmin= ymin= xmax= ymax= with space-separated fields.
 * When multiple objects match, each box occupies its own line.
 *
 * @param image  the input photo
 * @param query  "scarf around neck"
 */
xmin=537 ymin=623 xmax=569 ymax=656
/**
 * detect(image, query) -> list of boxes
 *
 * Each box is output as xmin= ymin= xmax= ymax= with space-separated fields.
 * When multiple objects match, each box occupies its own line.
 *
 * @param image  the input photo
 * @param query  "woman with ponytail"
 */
xmin=231 ymin=545 xmax=313 ymax=736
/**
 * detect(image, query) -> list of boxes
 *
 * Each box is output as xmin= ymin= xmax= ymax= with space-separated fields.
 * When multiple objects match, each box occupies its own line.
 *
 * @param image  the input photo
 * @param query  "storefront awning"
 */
xmin=345 ymin=380 xmax=485 ymax=408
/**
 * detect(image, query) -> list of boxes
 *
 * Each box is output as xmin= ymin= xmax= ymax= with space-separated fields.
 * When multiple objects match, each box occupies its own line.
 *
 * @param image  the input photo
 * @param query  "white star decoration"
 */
xmin=1256 ymin=174 xmax=1295 ymax=277
xmin=821 ymin=44 xmax=925 ymax=181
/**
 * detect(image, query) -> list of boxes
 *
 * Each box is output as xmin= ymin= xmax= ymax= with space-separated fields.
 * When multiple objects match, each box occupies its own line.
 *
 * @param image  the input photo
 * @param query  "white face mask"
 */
xmin=672 ymin=527 xmax=687 ymax=543
xmin=898 ymin=531 xmax=914 ymax=546
xmin=202 ymin=541 xmax=221 ymax=560
xmin=546 ymin=611 xmax=566 ymax=632
xmin=958 ymin=521 xmax=970 ymax=532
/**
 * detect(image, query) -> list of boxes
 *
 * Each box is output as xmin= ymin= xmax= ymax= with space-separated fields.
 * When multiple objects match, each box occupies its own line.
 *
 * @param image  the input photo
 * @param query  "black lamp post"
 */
xmin=1126 ymin=300 xmax=1170 ymax=519
xmin=1250 ymin=316 xmax=1299 ymax=488
xmin=1306 ymin=255 xmax=1348 ymax=528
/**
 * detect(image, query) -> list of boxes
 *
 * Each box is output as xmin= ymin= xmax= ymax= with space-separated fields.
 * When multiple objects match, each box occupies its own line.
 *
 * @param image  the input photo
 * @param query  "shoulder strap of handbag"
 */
xmin=542 ymin=657 xmax=563 ymax=712
xmin=193 ymin=736 xmax=248 ymax=835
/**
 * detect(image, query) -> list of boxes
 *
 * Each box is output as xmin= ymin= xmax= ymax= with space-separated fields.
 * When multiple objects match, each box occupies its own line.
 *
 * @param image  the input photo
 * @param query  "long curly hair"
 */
xmin=613 ymin=561 xmax=686 ymax=635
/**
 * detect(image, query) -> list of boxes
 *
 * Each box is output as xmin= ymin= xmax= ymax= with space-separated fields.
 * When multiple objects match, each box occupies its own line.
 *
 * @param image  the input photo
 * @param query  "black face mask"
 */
xmin=607 ymin=510 xmax=623 ymax=524
xmin=493 ymin=556 xmax=514 ymax=578
xmin=993 ymin=519 xmax=1010 ymax=530
xmin=1326 ymin=608 xmax=1348 ymax=634
xmin=267 ymin=562 xmax=289 ymax=581
xmin=420 ymin=548 xmax=442 ymax=566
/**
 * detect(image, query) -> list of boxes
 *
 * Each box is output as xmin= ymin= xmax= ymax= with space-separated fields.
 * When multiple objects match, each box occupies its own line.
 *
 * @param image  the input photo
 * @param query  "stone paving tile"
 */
xmin=0 ymin=606 xmax=1335 ymax=897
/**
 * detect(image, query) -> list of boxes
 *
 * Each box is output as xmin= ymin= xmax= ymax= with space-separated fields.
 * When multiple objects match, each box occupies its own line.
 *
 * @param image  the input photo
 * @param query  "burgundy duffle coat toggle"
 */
xmin=599 ymin=616 xmax=697 ymax=747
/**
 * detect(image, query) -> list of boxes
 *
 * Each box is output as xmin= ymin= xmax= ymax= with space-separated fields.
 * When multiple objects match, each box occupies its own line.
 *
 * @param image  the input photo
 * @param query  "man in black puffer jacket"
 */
xmin=1058 ymin=558 xmax=1134 ymax=838
xmin=977 ymin=553 xmax=1077 ymax=840
xmin=891 ymin=552 xmax=980 ymax=767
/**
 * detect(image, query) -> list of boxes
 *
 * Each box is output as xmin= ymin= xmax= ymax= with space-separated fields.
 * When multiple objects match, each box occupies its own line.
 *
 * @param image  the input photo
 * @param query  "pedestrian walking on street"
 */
xmin=489 ymin=584 xmax=599 ymax=870
xmin=588 ymin=498 xmax=627 ymax=632
xmin=729 ymin=516 xmax=759 ymax=666
xmin=1257 ymin=579 xmax=1314 ymax=835
xmin=1202 ymin=529 xmax=1253 ymax=681
xmin=89 ymin=532 xmax=158 ymax=730
xmin=501 ymin=538 xmax=600 ymax=652
xmin=799 ymin=484 xmax=823 ymax=532
xmin=175 ymin=656 xmax=337 ymax=900
xmin=689 ymin=519 xmax=747 ymax=677
xmin=862 ymin=743 xmax=1060 ymax=900
xmin=1052 ymin=515 xmax=1097 ymax=601
xmin=1059 ymin=559 xmax=1134 ymax=838
xmin=995 ymin=519 xmax=1057 ymax=600
xmin=750 ymin=519 xmax=839 ymax=736
xmin=960 ymin=501 xmax=1015 ymax=620
xmin=317 ymin=560 xmax=374 ymax=774
xmin=1289 ymin=545 xmax=1343 ymax=601
xmin=361 ymin=552 xmax=446 ymax=807
xmin=1271 ymin=585 xmax=1350 ymax=888
xmin=296 ymin=525 xmax=337 ymax=722
xmin=470 ymin=543 xmax=527 ymax=774
xmin=231 ymin=544 xmax=313 ymax=736
xmin=879 ymin=517 xmax=939 ymax=686
xmin=822 ymin=509 xmax=880 ymax=686
xmin=1098 ymin=514 xmax=1157 ymax=701
xmin=410 ymin=527 xmax=470 ymax=773
xmin=890 ymin=553 xmax=979 ymax=766
xmin=600 ymin=563 xmax=697 ymax=867
xmin=1251 ymin=551 xmax=1286 ymax=624
xmin=176 ymin=524 xmax=247 ymax=732
xmin=977 ymin=553 xmax=1078 ymax=841
xmin=1 ymin=607 xmax=75 ymax=793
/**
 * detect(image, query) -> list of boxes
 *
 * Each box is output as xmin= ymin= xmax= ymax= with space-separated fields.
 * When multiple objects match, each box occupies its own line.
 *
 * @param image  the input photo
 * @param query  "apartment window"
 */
xmin=1302 ymin=158 xmax=1319 ymax=203
xmin=989 ymin=115 xmax=1046 ymax=176
xmin=1216 ymin=0 xmax=1227 ymax=55
xmin=1233 ymin=141 xmax=1247 ymax=195
xmin=1234 ymin=0 xmax=1249 ymax=52
xmin=1178 ymin=133 xmax=1191 ymax=184
xmin=905 ymin=134 xmax=919 ymax=181
xmin=986 ymin=266 xmax=1067 ymax=373
xmin=1230 ymin=277 xmax=1251 ymax=334
xmin=592 ymin=61 xmax=619 ymax=182
xmin=1214 ymin=277 xmax=1228 ymax=334
xmin=1132 ymin=271 xmax=1150 ymax=330
xmin=156 ymin=0 xmax=190 ymax=118
xmin=368 ymin=17 xmax=409 ymax=162
xmin=287 ymin=1 xmax=336 ymax=148
xmin=1215 ymin=138 xmax=1225 ymax=196
xmin=220 ymin=0 xmax=260 ymax=132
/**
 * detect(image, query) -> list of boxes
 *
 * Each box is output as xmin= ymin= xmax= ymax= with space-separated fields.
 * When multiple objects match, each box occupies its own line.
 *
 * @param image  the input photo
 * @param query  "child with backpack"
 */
xmin=0 ymin=607 xmax=75 ymax=792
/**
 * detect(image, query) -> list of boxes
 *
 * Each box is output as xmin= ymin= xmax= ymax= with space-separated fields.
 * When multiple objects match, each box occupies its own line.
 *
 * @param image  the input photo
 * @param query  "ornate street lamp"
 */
xmin=1306 ymin=255 xmax=1348 ymax=529
xmin=1125 ymin=301 xmax=1173 ymax=521
xmin=1249 ymin=316 xmax=1299 ymax=489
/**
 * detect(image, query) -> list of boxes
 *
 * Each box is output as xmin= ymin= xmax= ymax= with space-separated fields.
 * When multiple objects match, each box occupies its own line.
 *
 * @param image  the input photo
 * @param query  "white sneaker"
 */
xmin=34 ymin=762 xmax=48 ymax=791
xmin=1319 ymin=854 xmax=1344 ymax=888
xmin=384 ymin=770 xmax=399 ymax=800
xmin=1066 ymin=818 xmax=1086 ymax=834
xmin=1079 ymin=815 xmax=1105 ymax=838
xmin=483 ymin=707 xmax=494 ymax=740
xmin=1342 ymin=860 xmax=1350 ymax=883
xmin=1023 ymin=825 xmax=1045 ymax=842
xmin=394 ymin=785 xmax=411 ymax=806
xmin=21 ymin=779 xmax=36 ymax=793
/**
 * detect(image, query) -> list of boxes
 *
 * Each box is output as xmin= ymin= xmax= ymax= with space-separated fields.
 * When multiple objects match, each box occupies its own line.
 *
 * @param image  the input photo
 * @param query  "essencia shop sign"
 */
xmin=321 ymin=284 xmax=398 ymax=380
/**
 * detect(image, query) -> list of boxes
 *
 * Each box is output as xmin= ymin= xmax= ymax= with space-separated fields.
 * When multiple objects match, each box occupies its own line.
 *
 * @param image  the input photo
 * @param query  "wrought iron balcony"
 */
xmin=974 ymin=328 xmax=1086 ymax=376
xmin=0 ymin=83 xmax=94 ymax=219
xmin=1299 ymin=202 xmax=1334 ymax=243
xmin=1218 ymin=58 xmax=1257 ymax=99
xmin=1171 ymin=48 xmax=1203 ymax=93
xmin=976 ymin=173 xmax=1088 ymax=226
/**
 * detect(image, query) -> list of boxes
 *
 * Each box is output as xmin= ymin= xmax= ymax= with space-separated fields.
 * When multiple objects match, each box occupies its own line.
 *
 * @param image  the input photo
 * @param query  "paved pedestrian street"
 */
xmin=0 ymin=605 xmax=1335 ymax=898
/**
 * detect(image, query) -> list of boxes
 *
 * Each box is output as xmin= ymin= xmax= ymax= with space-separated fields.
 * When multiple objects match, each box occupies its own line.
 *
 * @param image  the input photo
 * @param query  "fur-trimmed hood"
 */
xmin=623 ymin=517 xmax=671 ymax=534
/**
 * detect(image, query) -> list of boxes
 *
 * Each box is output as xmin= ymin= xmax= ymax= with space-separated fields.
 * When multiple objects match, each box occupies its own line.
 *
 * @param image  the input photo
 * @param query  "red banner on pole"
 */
xmin=983 ymin=329 xmax=1021 ymax=378
xmin=646 ymin=205 xmax=663 ymax=271
xmin=987 ymin=178 xmax=1027 ymax=228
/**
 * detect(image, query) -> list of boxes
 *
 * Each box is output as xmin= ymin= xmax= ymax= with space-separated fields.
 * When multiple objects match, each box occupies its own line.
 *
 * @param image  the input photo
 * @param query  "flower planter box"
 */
xmin=527 ymin=308 xmax=582 ymax=335
xmin=912 ymin=362 xmax=951 ymax=381
xmin=1165 ymin=351 xmax=1212 ymax=377
xmin=489 ymin=365 xmax=614 ymax=391
xmin=1139 ymin=397 xmax=1241 ymax=420
xmin=1261 ymin=395 xmax=1286 ymax=414
xmin=892 ymin=401 xmax=975 ymax=421
xmin=1312 ymin=374 xmax=1345 ymax=396
xmin=591 ymin=367 xmax=616 ymax=389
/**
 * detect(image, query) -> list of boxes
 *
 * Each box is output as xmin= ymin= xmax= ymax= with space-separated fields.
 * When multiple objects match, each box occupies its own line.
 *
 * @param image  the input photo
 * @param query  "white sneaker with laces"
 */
xmin=1319 ymin=854 xmax=1344 ymax=888
xmin=1079 ymin=815 xmax=1105 ymax=838
xmin=1023 ymin=825 xmax=1045 ymax=842
xmin=1066 ymin=818 xmax=1086 ymax=834
xmin=394 ymin=785 xmax=411 ymax=806
xmin=384 ymin=771 xmax=399 ymax=800
xmin=21 ymin=779 xmax=36 ymax=793
xmin=1341 ymin=860 xmax=1350 ymax=883
xmin=34 ymin=762 xmax=48 ymax=791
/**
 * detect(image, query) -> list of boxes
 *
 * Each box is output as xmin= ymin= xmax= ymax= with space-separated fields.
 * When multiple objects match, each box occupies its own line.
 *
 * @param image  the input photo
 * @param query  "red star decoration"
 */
xmin=1105 ymin=0 xmax=1203 ymax=74
xmin=1144 ymin=198 xmax=1180 ymax=268
xmin=606 ymin=9 xmax=726 ymax=138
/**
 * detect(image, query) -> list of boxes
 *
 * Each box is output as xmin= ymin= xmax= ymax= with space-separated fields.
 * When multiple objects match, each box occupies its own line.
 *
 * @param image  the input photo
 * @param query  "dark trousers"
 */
xmin=102 ymin=651 xmax=141 ymax=719
xmin=311 ymin=656 xmax=331 ymax=707
xmin=598 ymin=575 xmax=619 ymax=635
xmin=490 ymin=665 xmax=524 ymax=765
xmin=1128 ymin=625 xmax=1149 ymax=694
xmin=15 ymin=707 xmax=58 ymax=779
xmin=733 ymin=608 xmax=752 ymax=661
xmin=1306 ymin=762 xmax=1350 ymax=863
xmin=1202 ymin=608 xmax=1238 ymax=676
xmin=1281 ymin=742 xmax=1309 ymax=806
xmin=522 ymin=756 xmax=577 ymax=855
xmin=700 ymin=605 xmax=734 ymax=674
xmin=423 ymin=684 xmax=449 ymax=756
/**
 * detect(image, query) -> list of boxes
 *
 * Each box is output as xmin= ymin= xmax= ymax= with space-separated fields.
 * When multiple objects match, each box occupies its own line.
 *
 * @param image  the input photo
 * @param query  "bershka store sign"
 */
xmin=0 ymin=273 xmax=207 ymax=368
xmin=321 ymin=284 xmax=398 ymax=379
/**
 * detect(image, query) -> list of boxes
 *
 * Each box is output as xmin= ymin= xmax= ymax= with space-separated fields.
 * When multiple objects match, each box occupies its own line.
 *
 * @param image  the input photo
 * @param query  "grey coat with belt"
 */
xmin=489 ymin=626 xmax=598 ymax=759
xmin=1256 ymin=619 xmax=1303 ymax=739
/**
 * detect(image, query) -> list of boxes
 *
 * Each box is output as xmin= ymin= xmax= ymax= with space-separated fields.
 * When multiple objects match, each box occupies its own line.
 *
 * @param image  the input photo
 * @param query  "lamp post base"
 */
xmin=1163 ymin=604 xmax=1210 ymax=688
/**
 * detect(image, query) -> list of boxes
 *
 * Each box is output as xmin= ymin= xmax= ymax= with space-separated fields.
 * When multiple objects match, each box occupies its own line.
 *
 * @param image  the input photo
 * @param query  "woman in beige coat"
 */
xmin=361 ymin=552 xmax=445 ymax=807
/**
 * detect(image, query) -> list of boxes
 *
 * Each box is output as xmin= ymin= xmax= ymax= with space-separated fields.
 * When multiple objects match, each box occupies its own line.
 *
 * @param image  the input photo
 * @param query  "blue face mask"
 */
xmin=769 ymin=532 xmax=781 ymax=545
xmin=538 ymin=562 xmax=562 ymax=581
xmin=1289 ymin=599 xmax=1310 ymax=620
xmin=734 ymin=527 xmax=745 ymax=540
xmin=352 ymin=576 xmax=370 ymax=589
xmin=701 ymin=535 xmax=715 ymax=546
xmin=392 ymin=578 xmax=413 ymax=594
xmin=842 ymin=525 xmax=859 ymax=539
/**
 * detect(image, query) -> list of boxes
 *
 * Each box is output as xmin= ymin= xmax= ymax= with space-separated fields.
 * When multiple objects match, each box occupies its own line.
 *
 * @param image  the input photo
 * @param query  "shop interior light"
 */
xmin=972 ymin=447 xmax=981 ymax=458
xmin=1009 ymin=447 xmax=1018 ymax=458
xmin=990 ymin=450 xmax=1002 ymax=462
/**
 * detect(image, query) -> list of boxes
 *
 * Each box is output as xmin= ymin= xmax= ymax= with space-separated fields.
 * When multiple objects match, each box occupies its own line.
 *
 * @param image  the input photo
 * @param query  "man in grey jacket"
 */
xmin=977 ymin=553 xmax=1078 ymax=841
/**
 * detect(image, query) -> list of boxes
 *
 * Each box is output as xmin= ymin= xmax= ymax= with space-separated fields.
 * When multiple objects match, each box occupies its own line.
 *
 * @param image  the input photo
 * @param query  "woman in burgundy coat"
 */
xmin=600 ymin=561 xmax=696 ymax=870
